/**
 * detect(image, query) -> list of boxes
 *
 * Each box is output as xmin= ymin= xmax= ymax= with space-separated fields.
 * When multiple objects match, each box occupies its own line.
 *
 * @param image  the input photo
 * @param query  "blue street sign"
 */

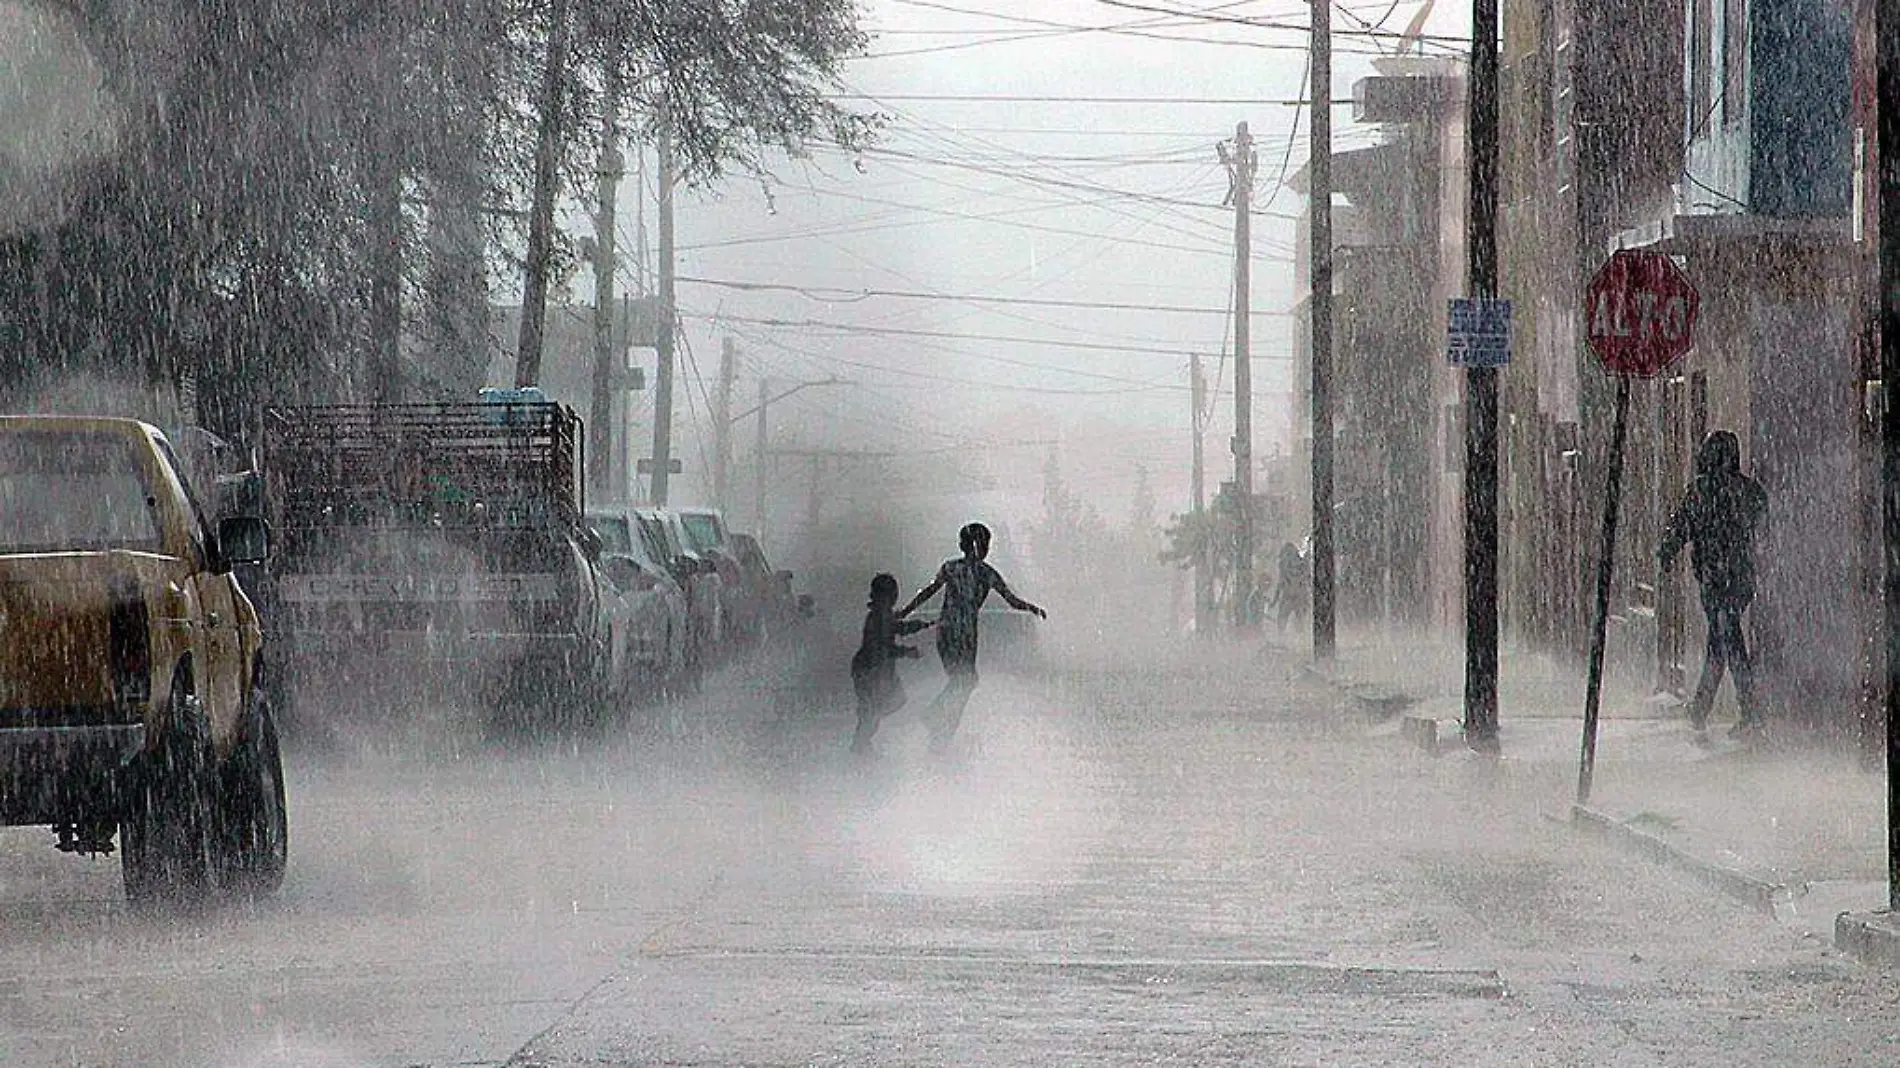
xmin=1447 ymin=297 xmax=1513 ymax=368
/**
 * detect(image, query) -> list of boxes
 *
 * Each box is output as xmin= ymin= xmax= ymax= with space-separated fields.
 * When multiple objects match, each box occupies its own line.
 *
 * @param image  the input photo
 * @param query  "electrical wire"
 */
xmin=759 ymin=181 xmax=1249 ymax=259
xmin=681 ymin=311 xmax=1294 ymax=356
xmin=731 ymin=322 xmax=1166 ymax=398
xmin=830 ymin=92 xmax=1351 ymax=106
xmin=1090 ymin=0 xmax=1470 ymax=46
xmin=673 ymin=330 xmax=718 ymax=491
xmin=677 ymin=276 xmax=1238 ymax=317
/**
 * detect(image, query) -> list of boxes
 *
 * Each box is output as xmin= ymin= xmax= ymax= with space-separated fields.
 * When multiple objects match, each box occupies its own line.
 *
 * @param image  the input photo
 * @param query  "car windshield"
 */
xmin=635 ymin=515 xmax=678 ymax=559
xmin=589 ymin=515 xmax=632 ymax=555
xmin=733 ymin=536 xmax=768 ymax=570
xmin=0 ymin=430 xmax=161 ymax=554
xmin=678 ymin=513 xmax=723 ymax=552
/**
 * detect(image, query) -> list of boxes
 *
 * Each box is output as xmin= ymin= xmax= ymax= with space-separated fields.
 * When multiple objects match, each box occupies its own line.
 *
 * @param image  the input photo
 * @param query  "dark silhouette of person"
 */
xmin=850 ymin=573 xmax=933 ymax=756
xmin=1272 ymin=541 xmax=1309 ymax=631
xmin=897 ymin=522 xmax=1046 ymax=752
xmin=1659 ymin=429 xmax=1769 ymax=737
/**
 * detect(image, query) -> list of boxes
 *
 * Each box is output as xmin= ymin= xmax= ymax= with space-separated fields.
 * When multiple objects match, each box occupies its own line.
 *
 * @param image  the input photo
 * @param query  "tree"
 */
xmin=1130 ymin=463 xmax=1156 ymax=536
xmin=0 ymin=0 xmax=875 ymax=438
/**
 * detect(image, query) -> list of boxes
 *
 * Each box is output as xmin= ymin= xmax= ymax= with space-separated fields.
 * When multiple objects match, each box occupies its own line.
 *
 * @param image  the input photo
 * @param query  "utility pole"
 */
xmin=714 ymin=337 xmax=737 ymax=513
xmin=1310 ymin=0 xmax=1337 ymax=663
xmin=1876 ymin=0 xmax=1900 ymax=911
xmin=1191 ymin=353 xmax=1214 ymax=634
xmin=649 ymin=126 xmax=678 ymax=505
xmin=755 ymin=377 xmax=770 ymax=536
xmin=1656 ymin=374 xmax=1687 ymax=693
xmin=807 ymin=455 xmax=824 ymax=533
xmin=513 ymin=0 xmax=573 ymax=388
xmin=1224 ymin=122 xmax=1257 ymax=629
xmin=1464 ymin=0 xmax=1503 ymax=754
xmin=588 ymin=50 xmax=624 ymax=501
xmin=742 ymin=377 xmax=848 ymax=536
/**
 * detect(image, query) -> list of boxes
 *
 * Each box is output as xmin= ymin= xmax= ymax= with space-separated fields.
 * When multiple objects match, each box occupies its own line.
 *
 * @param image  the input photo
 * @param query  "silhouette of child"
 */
xmin=850 ymin=573 xmax=933 ymax=755
xmin=897 ymin=522 xmax=1046 ymax=752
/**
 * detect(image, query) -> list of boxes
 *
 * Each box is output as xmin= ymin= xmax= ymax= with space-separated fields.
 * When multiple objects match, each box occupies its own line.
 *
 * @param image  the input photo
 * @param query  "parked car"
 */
xmin=0 ymin=416 xmax=285 ymax=907
xmin=632 ymin=508 xmax=724 ymax=679
xmin=728 ymin=532 xmax=798 ymax=639
xmin=675 ymin=507 xmax=754 ymax=643
xmin=587 ymin=507 xmax=690 ymax=696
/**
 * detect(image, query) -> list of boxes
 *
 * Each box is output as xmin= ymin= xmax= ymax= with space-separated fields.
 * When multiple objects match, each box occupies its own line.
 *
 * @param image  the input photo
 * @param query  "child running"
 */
xmin=850 ymin=573 xmax=934 ymax=755
xmin=897 ymin=522 xmax=1047 ymax=753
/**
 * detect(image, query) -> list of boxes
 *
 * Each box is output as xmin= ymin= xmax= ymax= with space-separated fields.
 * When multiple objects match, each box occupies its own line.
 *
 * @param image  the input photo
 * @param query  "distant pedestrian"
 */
xmin=850 ymin=573 xmax=933 ymax=755
xmin=897 ymin=522 xmax=1047 ymax=753
xmin=1272 ymin=541 xmax=1309 ymax=632
xmin=1659 ymin=429 xmax=1769 ymax=738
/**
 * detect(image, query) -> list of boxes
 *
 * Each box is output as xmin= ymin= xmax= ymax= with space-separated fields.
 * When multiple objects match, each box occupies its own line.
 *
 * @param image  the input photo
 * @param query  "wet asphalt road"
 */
xmin=1 ymin=630 xmax=1897 ymax=1067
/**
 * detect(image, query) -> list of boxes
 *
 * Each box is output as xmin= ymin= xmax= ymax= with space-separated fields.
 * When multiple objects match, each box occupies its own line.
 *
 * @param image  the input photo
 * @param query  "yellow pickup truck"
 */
xmin=0 ymin=416 xmax=285 ymax=907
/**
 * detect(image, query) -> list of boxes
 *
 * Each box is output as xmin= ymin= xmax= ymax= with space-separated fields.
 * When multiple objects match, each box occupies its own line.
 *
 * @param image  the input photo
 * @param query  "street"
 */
xmin=1 ymin=626 xmax=1895 ymax=1067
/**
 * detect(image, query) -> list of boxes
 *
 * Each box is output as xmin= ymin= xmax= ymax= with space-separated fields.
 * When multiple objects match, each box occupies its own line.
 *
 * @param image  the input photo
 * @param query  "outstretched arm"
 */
xmin=992 ymin=576 xmax=1047 ymax=619
xmin=896 ymin=572 xmax=945 ymax=618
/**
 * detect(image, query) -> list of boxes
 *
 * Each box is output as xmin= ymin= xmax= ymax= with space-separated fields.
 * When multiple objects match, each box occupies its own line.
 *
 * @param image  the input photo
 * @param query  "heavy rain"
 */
xmin=4 ymin=1 xmax=1900 ymax=1065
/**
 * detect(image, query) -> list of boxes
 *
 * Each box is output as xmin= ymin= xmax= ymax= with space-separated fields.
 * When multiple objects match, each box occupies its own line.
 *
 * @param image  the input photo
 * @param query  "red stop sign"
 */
xmin=1585 ymin=250 xmax=1699 ymax=377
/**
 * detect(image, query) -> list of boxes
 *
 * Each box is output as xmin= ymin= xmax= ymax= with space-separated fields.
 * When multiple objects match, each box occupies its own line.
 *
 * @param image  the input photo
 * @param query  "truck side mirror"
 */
xmin=217 ymin=515 xmax=270 ymax=568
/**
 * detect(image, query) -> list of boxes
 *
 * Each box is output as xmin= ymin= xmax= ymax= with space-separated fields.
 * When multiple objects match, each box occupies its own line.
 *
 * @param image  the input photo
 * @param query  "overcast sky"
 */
xmin=632 ymin=0 xmax=1470 ymax=527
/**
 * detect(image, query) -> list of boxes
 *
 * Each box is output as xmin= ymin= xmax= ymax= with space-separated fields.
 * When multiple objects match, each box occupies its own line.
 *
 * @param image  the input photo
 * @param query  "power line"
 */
xmin=780 ymin=164 xmax=1252 ymax=346
xmin=861 ymin=0 xmax=1402 ymax=58
xmin=764 ymin=181 xmax=1249 ymax=259
xmin=731 ymin=325 xmax=1182 ymax=397
xmin=681 ymin=311 xmax=1298 ymax=356
xmin=677 ymin=276 xmax=1239 ymax=316
xmin=1090 ymin=0 xmax=1471 ymax=45
xmin=834 ymin=85 xmax=1264 ymax=247
xmin=831 ymin=92 xmax=1356 ymax=106
xmin=845 ymin=145 xmax=1304 ymax=220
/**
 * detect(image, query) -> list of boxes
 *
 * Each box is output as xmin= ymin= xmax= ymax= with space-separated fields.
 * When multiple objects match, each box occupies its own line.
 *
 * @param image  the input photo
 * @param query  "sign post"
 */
xmin=1576 ymin=249 xmax=1700 ymax=805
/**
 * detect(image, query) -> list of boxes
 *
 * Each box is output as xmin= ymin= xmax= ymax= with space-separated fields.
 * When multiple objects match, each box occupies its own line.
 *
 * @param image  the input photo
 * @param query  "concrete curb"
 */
xmin=1569 ymin=803 xmax=1790 ymax=919
xmin=1400 ymin=715 xmax=1440 ymax=756
xmin=1298 ymin=665 xmax=1422 ymax=726
xmin=1833 ymin=911 xmax=1900 ymax=969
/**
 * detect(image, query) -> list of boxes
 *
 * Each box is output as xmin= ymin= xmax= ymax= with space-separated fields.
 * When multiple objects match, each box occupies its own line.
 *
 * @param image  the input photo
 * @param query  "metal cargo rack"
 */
xmin=262 ymin=402 xmax=587 ymax=531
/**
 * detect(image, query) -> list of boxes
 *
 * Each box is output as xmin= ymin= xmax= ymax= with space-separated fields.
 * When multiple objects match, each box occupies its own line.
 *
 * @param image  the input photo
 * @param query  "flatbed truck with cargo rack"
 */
xmin=259 ymin=397 xmax=615 ymax=728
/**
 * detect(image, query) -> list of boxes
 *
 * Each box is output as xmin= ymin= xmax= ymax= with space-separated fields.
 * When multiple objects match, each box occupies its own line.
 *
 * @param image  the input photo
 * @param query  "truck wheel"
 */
xmin=215 ymin=688 xmax=288 ymax=899
xmin=121 ymin=671 xmax=215 ymax=910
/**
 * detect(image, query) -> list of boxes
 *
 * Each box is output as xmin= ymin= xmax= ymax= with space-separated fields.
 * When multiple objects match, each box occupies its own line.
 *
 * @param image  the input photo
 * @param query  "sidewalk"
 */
xmin=1292 ymin=629 xmax=1891 ymax=956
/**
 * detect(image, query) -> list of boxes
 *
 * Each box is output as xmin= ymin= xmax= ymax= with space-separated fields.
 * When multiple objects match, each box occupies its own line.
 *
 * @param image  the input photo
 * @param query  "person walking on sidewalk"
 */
xmin=1271 ymin=540 xmax=1309 ymax=633
xmin=1659 ymin=429 xmax=1769 ymax=738
xmin=897 ymin=522 xmax=1047 ymax=753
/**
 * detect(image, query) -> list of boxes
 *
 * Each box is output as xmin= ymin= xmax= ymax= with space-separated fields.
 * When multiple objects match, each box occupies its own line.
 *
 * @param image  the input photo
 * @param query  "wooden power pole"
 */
xmin=588 ymin=52 xmax=624 ymax=500
xmin=1464 ymin=0 xmax=1504 ymax=753
xmin=714 ymin=337 xmax=737 ymax=513
xmin=514 ymin=0 xmax=572 ymax=389
xmin=1876 ymin=0 xmax=1900 ymax=910
xmin=1310 ymin=0 xmax=1337 ymax=663
xmin=1192 ymin=353 xmax=1214 ymax=634
xmin=649 ymin=127 xmax=678 ymax=505
xmin=1225 ymin=122 xmax=1257 ymax=628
